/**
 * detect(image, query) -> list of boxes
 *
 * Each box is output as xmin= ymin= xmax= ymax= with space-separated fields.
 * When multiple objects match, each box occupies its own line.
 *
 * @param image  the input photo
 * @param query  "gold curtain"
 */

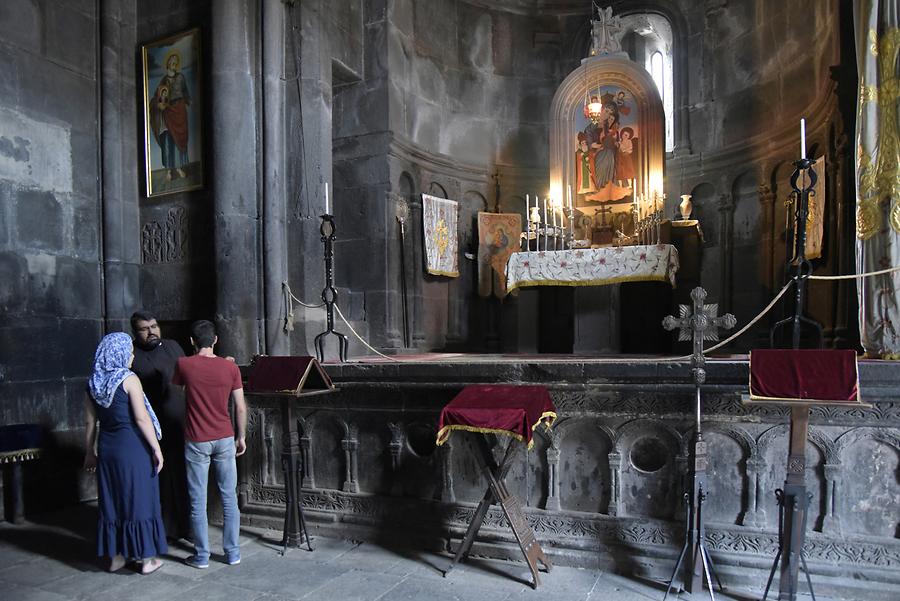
xmin=855 ymin=0 xmax=900 ymax=357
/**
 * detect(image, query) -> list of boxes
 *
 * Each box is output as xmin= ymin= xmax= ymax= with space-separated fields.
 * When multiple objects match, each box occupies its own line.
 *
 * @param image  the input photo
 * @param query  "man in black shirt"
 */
xmin=130 ymin=310 xmax=190 ymax=541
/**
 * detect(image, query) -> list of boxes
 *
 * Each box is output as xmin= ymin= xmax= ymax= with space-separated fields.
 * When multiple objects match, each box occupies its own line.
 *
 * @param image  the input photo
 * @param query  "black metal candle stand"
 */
xmin=314 ymin=214 xmax=348 ymax=363
xmin=770 ymin=158 xmax=823 ymax=349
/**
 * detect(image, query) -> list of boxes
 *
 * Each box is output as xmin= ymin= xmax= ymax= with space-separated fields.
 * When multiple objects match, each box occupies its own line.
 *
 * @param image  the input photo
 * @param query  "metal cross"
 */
xmin=663 ymin=287 xmax=736 ymax=386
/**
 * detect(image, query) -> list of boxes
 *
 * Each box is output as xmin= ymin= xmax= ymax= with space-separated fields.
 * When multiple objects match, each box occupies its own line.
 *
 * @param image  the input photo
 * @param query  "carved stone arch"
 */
xmin=613 ymin=418 xmax=682 ymax=454
xmin=296 ymin=414 xmax=315 ymax=438
xmin=398 ymin=171 xmax=416 ymax=198
xmin=549 ymin=55 xmax=665 ymax=217
xmin=427 ymin=181 xmax=448 ymax=198
xmin=835 ymin=427 xmax=900 ymax=458
xmin=552 ymin=416 xmax=614 ymax=450
xmin=533 ymin=420 xmax=557 ymax=448
xmin=756 ymin=423 xmax=789 ymax=457
xmin=807 ymin=427 xmax=838 ymax=464
xmin=703 ymin=423 xmax=756 ymax=458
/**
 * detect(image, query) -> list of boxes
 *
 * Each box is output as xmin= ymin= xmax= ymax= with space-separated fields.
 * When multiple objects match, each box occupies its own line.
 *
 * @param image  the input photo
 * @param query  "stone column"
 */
xmin=297 ymin=416 xmax=315 ymax=489
xmin=211 ymin=0 xmax=262 ymax=361
xmin=717 ymin=193 xmax=735 ymax=312
xmin=758 ymin=184 xmax=777 ymax=296
xmin=261 ymin=0 xmax=290 ymax=354
xmin=607 ymin=452 xmax=622 ymax=516
xmin=341 ymin=423 xmax=359 ymax=493
xmin=100 ymin=1 xmax=140 ymax=332
xmin=545 ymin=446 xmax=561 ymax=511
xmin=742 ymin=457 xmax=765 ymax=528
xmin=822 ymin=463 xmax=842 ymax=533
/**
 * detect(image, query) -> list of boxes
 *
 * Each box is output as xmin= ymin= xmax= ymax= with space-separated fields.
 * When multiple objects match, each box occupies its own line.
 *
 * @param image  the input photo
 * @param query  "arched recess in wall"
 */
xmin=428 ymin=182 xmax=448 ymax=198
xmin=569 ymin=0 xmax=691 ymax=154
xmin=730 ymin=170 xmax=763 ymax=334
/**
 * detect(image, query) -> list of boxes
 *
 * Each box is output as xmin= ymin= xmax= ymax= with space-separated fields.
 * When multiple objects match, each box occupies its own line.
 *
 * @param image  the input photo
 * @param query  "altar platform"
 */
xmin=241 ymin=355 xmax=900 ymax=600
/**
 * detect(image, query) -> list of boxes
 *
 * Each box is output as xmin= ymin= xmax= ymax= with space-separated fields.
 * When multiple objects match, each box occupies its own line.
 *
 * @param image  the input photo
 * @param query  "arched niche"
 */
xmin=549 ymin=56 xmax=665 ymax=218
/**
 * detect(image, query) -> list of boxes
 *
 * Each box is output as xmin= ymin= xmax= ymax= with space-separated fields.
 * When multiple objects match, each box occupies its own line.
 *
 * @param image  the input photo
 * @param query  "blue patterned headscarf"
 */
xmin=88 ymin=332 xmax=162 ymax=440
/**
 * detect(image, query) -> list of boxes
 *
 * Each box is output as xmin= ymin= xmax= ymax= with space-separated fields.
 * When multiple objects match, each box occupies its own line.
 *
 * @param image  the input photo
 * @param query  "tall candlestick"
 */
xmin=525 ymin=194 xmax=531 ymax=251
xmin=325 ymin=182 xmax=331 ymax=214
xmin=800 ymin=118 xmax=806 ymax=160
xmin=542 ymin=197 xmax=548 ymax=251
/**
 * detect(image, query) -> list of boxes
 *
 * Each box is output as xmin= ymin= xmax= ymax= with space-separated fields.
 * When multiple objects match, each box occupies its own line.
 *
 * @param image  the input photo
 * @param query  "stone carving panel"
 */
xmin=703 ymin=430 xmax=748 ymax=526
xmin=838 ymin=434 xmax=900 ymax=539
xmin=141 ymin=206 xmax=189 ymax=264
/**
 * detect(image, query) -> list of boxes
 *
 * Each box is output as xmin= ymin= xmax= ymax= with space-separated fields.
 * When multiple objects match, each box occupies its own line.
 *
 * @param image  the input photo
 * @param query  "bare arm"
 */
xmin=123 ymin=375 xmax=164 ymax=474
xmin=83 ymin=393 xmax=98 ymax=471
xmin=232 ymin=387 xmax=247 ymax=456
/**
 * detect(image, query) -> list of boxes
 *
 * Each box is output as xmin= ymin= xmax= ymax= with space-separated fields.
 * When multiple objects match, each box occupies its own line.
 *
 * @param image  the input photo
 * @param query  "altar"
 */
xmin=506 ymin=245 xmax=682 ymax=354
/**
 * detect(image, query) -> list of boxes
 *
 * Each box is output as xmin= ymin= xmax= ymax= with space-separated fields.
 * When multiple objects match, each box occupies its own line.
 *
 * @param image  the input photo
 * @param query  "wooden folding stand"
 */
xmin=245 ymin=355 xmax=336 ymax=553
xmin=437 ymin=385 xmax=555 ymax=589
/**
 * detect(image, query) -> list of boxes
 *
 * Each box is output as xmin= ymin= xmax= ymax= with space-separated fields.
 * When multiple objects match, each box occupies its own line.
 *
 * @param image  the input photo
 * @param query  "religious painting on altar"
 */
xmin=575 ymin=87 xmax=638 ymax=205
xmin=477 ymin=212 xmax=522 ymax=298
xmin=141 ymin=28 xmax=203 ymax=198
xmin=422 ymin=194 xmax=459 ymax=277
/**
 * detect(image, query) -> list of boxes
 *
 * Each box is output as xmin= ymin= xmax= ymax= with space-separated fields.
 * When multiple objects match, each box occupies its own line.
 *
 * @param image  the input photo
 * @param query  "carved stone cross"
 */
xmin=594 ymin=205 xmax=613 ymax=227
xmin=590 ymin=4 xmax=624 ymax=56
xmin=662 ymin=287 xmax=736 ymax=385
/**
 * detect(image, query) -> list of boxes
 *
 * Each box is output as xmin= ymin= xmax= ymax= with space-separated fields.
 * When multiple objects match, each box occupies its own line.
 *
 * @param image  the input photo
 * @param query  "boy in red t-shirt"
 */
xmin=172 ymin=320 xmax=246 ymax=568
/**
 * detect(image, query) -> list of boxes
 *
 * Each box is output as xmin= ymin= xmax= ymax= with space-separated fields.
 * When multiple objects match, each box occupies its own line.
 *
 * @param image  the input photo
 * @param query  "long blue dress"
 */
xmin=96 ymin=384 xmax=168 ymax=559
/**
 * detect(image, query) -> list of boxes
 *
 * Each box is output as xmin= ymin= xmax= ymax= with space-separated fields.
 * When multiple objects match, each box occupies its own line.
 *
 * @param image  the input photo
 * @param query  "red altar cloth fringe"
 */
xmin=436 ymin=385 xmax=557 ymax=448
xmin=749 ymin=349 xmax=860 ymax=404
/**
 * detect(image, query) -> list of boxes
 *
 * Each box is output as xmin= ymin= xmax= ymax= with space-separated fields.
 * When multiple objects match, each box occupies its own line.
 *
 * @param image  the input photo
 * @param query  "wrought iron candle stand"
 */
xmin=313 ymin=213 xmax=348 ymax=363
xmin=770 ymin=158 xmax=823 ymax=349
xmin=662 ymin=287 xmax=735 ymax=601
xmin=763 ymin=159 xmax=823 ymax=601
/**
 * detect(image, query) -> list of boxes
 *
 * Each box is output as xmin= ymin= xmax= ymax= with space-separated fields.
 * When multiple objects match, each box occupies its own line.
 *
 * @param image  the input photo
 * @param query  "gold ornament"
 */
xmin=857 ymin=198 xmax=881 ymax=240
xmin=435 ymin=218 xmax=450 ymax=258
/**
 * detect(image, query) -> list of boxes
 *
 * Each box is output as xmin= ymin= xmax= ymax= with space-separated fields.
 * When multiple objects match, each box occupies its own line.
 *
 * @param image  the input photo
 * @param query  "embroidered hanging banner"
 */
xmin=505 ymin=244 xmax=679 ymax=294
xmin=422 ymin=194 xmax=459 ymax=277
xmin=477 ymin=212 xmax=522 ymax=298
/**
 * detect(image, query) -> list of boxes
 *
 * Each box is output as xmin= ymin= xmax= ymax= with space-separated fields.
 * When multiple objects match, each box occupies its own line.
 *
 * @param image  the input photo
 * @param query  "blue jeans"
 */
xmin=185 ymin=437 xmax=240 ymax=563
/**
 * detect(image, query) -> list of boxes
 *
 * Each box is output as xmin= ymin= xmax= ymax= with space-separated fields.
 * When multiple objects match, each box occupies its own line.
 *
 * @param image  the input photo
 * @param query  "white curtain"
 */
xmin=855 ymin=0 xmax=900 ymax=357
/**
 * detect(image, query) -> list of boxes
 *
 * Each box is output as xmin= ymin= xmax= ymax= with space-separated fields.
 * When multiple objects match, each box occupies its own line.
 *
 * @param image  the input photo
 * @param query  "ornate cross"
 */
xmin=662 ymin=287 xmax=736 ymax=386
xmin=590 ymin=4 xmax=623 ymax=56
xmin=594 ymin=205 xmax=613 ymax=227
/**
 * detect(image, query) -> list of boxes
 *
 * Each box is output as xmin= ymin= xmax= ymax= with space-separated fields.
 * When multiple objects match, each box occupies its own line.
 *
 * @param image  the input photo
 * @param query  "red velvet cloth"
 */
xmin=436 ymin=385 xmax=556 ymax=448
xmin=749 ymin=349 xmax=860 ymax=404
xmin=245 ymin=356 xmax=332 ymax=394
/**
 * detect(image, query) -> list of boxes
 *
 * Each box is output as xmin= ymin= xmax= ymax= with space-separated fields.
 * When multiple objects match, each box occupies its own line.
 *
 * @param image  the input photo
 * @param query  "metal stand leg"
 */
xmin=761 ymin=490 xmax=816 ymax=601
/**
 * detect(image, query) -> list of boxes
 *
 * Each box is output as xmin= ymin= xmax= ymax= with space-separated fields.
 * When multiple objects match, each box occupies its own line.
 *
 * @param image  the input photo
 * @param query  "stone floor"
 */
xmin=0 ymin=505 xmax=835 ymax=601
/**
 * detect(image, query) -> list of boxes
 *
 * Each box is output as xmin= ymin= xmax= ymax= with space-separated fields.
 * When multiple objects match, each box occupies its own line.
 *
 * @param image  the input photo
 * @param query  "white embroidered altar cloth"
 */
xmin=505 ymin=244 xmax=679 ymax=294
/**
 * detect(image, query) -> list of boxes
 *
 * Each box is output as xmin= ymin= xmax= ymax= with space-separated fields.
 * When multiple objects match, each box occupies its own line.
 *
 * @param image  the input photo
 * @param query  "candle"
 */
xmin=325 ymin=182 xmax=331 ymax=214
xmin=542 ymin=197 xmax=548 ymax=251
xmin=525 ymin=194 xmax=531 ymax=250
xmin=800 ymin=118 xmax=806 ymax=160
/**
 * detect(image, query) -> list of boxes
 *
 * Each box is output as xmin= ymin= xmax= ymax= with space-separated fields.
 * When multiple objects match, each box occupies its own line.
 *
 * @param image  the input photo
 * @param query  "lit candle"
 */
xmin=325 ymin=182 xmax=331 ymax=214
xmin=800 ymin=118 xmax=806 ymax=160
xmin=525 ymin=194 xmax=531 ymax=250
xmin=542 ymin=197 xmax=548 ymax=251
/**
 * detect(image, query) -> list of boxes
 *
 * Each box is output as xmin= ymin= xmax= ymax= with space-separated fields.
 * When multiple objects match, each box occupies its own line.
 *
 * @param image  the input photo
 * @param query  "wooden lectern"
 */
xmin=246 ymin=356 xmax=335 ymax=553
xmin=743 ymin=349 xmax=868 ymax=601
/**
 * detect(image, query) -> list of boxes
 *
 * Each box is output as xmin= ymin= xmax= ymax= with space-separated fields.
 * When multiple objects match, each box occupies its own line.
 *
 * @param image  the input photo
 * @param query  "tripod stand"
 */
xmin=662 ymin=287 xmax=735 ymax=600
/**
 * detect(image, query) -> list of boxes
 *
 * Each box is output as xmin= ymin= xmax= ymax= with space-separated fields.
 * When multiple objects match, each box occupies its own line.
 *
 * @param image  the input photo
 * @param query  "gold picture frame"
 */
xmin=141 ymin=28 xmax=203 ymax=197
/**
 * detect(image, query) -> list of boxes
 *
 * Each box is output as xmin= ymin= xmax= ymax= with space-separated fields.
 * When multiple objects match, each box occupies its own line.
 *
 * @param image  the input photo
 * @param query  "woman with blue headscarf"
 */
xmin=83 ymin=332 xmax=167 ymax=574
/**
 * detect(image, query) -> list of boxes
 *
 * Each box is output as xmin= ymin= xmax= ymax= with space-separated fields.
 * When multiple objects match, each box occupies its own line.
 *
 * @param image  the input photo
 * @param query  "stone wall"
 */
xmin=0 ymin=0 xmax=106 ymax=508
xmin=243 ymin=359 xmax=900 ymax=598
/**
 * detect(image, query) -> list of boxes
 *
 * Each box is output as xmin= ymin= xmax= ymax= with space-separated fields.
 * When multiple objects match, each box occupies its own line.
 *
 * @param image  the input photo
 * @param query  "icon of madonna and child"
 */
xmin=575 ymin=90 xmax=637 ymax=204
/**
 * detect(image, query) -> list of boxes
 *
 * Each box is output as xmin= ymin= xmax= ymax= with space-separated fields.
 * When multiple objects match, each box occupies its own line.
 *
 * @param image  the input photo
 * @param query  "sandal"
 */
xmin=140 ymin=558 xmax=163 ymax=575
xmin=108 ymin=555 xmax=126 ymax=572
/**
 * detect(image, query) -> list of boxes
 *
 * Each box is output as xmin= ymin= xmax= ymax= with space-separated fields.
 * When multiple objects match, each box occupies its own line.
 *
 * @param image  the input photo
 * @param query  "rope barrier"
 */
xmin=333 ymin=303 xmax=399 ymax=361
xmin=277 ymin=261 xmax=898 ymax=362
xmin=807 ymin=264 xmax=900 ymax=281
